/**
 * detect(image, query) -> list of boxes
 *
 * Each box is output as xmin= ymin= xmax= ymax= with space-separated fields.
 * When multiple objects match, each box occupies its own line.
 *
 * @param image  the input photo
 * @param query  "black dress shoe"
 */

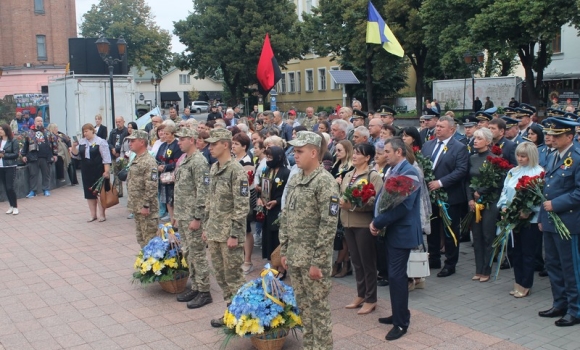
xmin=499 ymin=260 xmax=511 ymax=270
xmin=538 ymin=307 xmax=567 ymax=318
xmin=176 ymin=289 xmax=198 ymax=302
xmin=210 ymin=317 xmax=225 ymax=328
xmin=539 ymin=269 xmax=548 ymax=277
xmin=555 ymin=314 xmax=580 ymax=327
xmin=377 ymin=278 xmax=389 ymax=287
xmin=378 ymin=316 xmax=393 ymax=324
xmin=385 ymin=326 xmax=407 ymax=341
xmin=437 ymin=267 xmax=455 ymax=277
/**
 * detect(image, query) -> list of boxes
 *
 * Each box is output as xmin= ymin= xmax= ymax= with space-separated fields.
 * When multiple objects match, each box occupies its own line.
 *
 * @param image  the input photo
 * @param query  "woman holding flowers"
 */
xmin=70 ymin=123 xmax=111 ymax=222
xmin=497 ymin=142 xmax=543 ymax=298
xmin=155 ymin=121 xmax=183 ymax=226
xmin=339 ymin=143 xmax=383 ymax=314
xmin=331 ymin=140 xmax=354 ymax=277
xmin=465 ymin=128 xmax=499 ymax=282
xmin=402 ymin=127 xmax=423 ymax=150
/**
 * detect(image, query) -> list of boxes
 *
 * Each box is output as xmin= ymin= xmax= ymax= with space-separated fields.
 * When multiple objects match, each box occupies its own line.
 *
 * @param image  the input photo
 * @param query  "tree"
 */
xmin=469 ymin=0 xmax=577 ymax=106
xmin=174 ymin=0 xmax=302 ymax=105
xmin=79 ymin=0 xmax=173 ymax=77
xmin=302 ymin=0 xmax=409 ymax=109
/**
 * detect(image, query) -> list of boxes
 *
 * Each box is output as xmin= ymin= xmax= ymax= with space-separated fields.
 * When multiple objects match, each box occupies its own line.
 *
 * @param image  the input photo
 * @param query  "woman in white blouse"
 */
xmin=497 ymin=142 xmax=544 ymax=298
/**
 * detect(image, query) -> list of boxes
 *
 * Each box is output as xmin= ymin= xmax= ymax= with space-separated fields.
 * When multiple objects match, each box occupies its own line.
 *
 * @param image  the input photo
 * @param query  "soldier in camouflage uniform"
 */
xmin=280 ymin=131 xmax=340 ymax=350
xmin=202 ymin=128 xmax=249 ymax=328
xmin=173 ymin=128 xmax=213 ymax=309
xmin=126 ymin=130 xmax=159 ymax=247
xmin=301 ymin=107 xmax=318 ymax=131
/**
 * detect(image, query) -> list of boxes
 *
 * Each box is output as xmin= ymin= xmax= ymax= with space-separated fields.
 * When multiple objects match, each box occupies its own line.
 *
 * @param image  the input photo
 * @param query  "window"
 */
xmin=305 ymin=69 xmax=314 ymax=92
xmin=296 ymin=71 xmax=301 ymax=93
xmin=552 ymin=31 xmax=562 ymax=54
xmin=34 ymin=0 xmax=44 ymax=13
xmin=279 ymin=73 xmax=287 ymax=93
xmin=317 ymin=68 xmax=326 ymax=91
xmin=288 ymin=72 xmax=295 ymax=92
xmin=36 ymin=35 xmax=47 ymax=60
xmin=306 ymin=0 xmax=313 ymax=14
xmin=179 ymin=74 xmax=191 ymax=84
xmin=330 ymin=66 xmax=340 ymax=90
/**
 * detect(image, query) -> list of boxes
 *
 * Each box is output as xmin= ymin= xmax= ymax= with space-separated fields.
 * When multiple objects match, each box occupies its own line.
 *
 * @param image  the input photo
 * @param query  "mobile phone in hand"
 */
xmin=72 ymin=136 xmax=78 ymax=142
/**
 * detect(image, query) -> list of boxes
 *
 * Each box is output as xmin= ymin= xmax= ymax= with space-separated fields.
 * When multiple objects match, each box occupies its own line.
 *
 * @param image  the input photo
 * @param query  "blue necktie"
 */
xmin=431 ymin=141 xmax=443 ymax=162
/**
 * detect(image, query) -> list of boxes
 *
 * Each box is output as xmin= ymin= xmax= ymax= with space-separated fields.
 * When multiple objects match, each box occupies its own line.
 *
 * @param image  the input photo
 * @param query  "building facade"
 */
xmin=0 ymin=0 xmax=76 ymax=98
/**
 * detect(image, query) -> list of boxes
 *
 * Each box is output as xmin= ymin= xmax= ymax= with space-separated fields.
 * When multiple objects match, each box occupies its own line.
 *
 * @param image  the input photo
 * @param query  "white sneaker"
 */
xmin=12 ymin=208 xmax=19 ymax=215
xmin=5 ymin=207 xmax=13 ymax=214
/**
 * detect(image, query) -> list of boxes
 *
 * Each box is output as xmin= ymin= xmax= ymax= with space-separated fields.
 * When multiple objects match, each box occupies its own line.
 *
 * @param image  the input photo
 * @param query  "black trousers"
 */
xmin=428 ymin=203 xmax=462 ymax=268
xmin=513 ymin=224 xmax=542 ymax=288
xmin=376 ymin=235 xmax=389 ymax=279
xmin=28 ymin=158 xmax=50 ymax=192
xmin=0 ymin=166 xmax=17 ymax=207
xmin=55 ymin=156 xmax=65 ymax=180
xmin=387 ymin=245 xmax=411 ymax=328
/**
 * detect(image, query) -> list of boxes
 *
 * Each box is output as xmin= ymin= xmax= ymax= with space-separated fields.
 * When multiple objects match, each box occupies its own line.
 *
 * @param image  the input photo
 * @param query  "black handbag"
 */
xmin=117 ymin=168 xmax=128 ymax=182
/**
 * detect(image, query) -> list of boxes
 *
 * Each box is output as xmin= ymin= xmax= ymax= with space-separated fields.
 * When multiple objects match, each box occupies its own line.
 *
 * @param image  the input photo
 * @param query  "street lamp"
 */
xmin=464 ymin=52 xmax=484 ymax=114
xmin=95 ymin=35 xmax=127 ymax=127
xmin=150 ymin=76 xmax=162 ymax=107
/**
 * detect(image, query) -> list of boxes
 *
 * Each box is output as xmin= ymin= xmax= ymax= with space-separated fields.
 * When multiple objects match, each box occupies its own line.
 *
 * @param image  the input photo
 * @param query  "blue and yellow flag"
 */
xmin=366 ymin=1 xmax=404 ymax=57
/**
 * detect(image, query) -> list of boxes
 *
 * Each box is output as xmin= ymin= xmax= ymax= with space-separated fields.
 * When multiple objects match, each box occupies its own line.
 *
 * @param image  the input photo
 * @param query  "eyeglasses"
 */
xmin=420 ymin=121 xmax=426 ymax=124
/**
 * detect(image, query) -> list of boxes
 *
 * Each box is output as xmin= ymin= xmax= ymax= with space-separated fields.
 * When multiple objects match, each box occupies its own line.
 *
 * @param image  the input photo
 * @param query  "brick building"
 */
xmin=0 ymin=0 xmax=76 ymax=98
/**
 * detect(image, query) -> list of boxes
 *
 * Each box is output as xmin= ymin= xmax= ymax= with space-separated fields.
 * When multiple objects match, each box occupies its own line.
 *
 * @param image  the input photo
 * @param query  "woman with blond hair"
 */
xmin=497 ymin=142 xmax=543 ymax=298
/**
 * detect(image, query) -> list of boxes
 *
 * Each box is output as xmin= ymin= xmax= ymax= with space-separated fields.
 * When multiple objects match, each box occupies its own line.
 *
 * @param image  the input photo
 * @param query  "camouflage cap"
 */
xmin=205 ymin=128 xmax=232 ymax=143
xmin=125 ymin=129 xmax=149 ymax=141
xmin=175 ymin=127 xmax=198 ymax=138
xmin=288 ymin=131 xmax=322 ymax=148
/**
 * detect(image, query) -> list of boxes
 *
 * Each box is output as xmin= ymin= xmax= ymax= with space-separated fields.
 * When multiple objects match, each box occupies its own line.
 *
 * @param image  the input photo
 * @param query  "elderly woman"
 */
xmin=47 ymin=123 xmax=72 ymax=183
xmin=465 ymin=127 xmax=499 ymax=282
xmin=155 ymin=121 xmax=183 ymax=225
xmin=497 ymin=142 xmax=543 ymax=298
xmin=70 ymin=124 xmax=111 ymax=222
xmin=340 ymin=143 xmax=383 ymax=314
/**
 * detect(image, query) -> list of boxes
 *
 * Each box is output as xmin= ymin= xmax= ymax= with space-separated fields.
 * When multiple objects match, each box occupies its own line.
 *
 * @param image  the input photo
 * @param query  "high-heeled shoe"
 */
xmin=357 ymin=302 xmax=376 ymax=315
xmin=479 ymin=275 xmax=490 ymax=283
xmin=335 ymin=261 xmax=352 ymax=278
xmin=514 ymin=288 xmax=531 ymax=298
xmin=509 ymin=283 xmax=522 ymax=295
xmin=331 ymin=262 xmax=341 ymax=277
xmin=472 ymin=275 xmax=481 ymax=281
xmin=345 ymin=297 xmax=364 ymax=309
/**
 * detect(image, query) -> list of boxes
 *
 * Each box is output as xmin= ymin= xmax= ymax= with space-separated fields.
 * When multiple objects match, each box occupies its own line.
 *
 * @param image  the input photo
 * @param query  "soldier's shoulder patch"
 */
xmin=151 ymin=168 xmax=158 ymax=181
xmin=240 ymin=180 xmax=249 ymax=196
xmin=203 ymin=172 xmax=210 ymax=185
xmin=329 ymin=196 xmax=339 ymax=217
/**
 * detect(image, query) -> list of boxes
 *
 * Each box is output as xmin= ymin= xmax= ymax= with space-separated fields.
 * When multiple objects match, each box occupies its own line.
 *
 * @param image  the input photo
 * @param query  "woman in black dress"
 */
xmin=155 ymin=122 xmax=183 ymax=226
xmin=257 ymin=147 xmax=290 ymax=263
xmin=70 ymin=123 xmax=111 ymax=222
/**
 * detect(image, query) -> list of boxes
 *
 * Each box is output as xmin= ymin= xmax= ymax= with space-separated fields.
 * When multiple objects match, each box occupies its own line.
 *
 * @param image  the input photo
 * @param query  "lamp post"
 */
xmin=150 ymin=76 xmax=162 ymax=107
xmin=464 ymin=52 xmax=484 ymax=113
xmin=95 ymin=36 xmax=127 ymax=128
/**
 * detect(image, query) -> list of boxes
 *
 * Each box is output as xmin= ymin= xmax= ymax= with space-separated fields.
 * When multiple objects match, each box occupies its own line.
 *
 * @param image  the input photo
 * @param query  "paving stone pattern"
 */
xmin=0 ymin=181 xmax=576 ymax=349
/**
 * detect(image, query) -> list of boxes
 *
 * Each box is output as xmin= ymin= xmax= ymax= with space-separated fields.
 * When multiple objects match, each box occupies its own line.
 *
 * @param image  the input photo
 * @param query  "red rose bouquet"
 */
xmin=247 ymin=170 xmax=254 ymax=184
xmin=342 ymin=179 xmax=376 ymax=209
xmin=491 ymin=145 xmax=503 ymax=156
xmin=377 ymin=174 xmax=420 ymax=214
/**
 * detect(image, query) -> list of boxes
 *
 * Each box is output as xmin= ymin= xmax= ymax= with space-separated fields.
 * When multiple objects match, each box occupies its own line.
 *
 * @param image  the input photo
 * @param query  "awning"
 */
xmin=160 ymin=92 xmax=181 ymax=101
xmin=199 ymin=91 xmax=222 ymax=100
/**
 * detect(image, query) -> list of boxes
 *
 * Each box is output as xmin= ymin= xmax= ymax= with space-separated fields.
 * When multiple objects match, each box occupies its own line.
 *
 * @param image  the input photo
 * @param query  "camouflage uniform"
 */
xmin=174 ymin=129 xmax=211 ymax=293
xmin=280 ymin=132 xmax=340 ymax=350
xmin=126 ymin=130 xmax=159 ymax=247
xmin=301 ymin=116 xmax=318 ymax=131
xmin=203 ymin=128 xmax=249 ymax=303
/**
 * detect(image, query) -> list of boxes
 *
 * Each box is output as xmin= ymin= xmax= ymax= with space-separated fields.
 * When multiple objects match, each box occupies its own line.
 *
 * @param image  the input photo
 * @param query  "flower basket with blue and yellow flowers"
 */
xmin=220 ymin=264 xmax=302 ymax=350
xmin=132 ymin=223 xmax=189 ymax=293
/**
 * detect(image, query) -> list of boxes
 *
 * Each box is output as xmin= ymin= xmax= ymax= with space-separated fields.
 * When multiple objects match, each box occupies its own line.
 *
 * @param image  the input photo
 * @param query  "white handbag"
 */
xmin=407 ymin=244 xmax=430 ymax=278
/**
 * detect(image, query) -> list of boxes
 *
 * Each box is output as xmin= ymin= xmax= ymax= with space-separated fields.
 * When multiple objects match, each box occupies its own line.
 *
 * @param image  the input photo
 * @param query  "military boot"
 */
xmin=187 ymin=292 xmax=213 ymax=309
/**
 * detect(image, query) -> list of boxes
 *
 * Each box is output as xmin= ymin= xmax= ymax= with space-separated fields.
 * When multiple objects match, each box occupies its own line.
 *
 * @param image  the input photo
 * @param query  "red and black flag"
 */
xmin=256 ymin=33 xmax=282 ymax=96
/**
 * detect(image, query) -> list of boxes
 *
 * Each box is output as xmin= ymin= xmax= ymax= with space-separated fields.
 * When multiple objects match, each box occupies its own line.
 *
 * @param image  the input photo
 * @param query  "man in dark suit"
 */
xmin=538 ymin=118 xmax=580 ymax=327
xmin=488 ymin=118 xmax=517 ymax=166
xmin=272 ymin=111 xmax=293 ymax=142
xmin=94 ymin=114 xmax=108 ymax=140
xmin=421 ymin=116 xmax=469 ymax=277
xmin=371 ymin=137 xmax=422 ymax=341
xmin=419 ymin=111 xmax=439 ymax=143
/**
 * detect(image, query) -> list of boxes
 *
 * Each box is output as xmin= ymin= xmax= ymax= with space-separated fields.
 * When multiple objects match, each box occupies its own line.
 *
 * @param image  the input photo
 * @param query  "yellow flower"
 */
xmin=224 ymin=310 xmax=237 ymax=328
xmin=167 ymin=149 xmax=172 ymax=157
xmin=140 ymin=263 xmax=150 ymax=274
xmin=357 ymin=179 xmax=368 ymax=185
xmin=288 ymin=312 xmax=302 ymax=326
xmin=164 ymin=258 xmax=178 ymax=269
xmin=443 ymin=146 xmax=448 ymax=153
xmin=134 ymin=257 xmax=143 ymax=269
xmin=270 ymin=314 xmax=285 ymax=328
xmin=181 ymin=257 xmax=187 ymax=267
xmin=152 ymin=261 xmax=165 ymax=275
xmin=564 ymin=157 xmax=573 ymax=167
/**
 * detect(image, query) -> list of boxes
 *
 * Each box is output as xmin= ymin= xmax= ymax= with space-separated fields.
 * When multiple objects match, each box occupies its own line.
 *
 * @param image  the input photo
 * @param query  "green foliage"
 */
xmin=174 ymin=0 xmax=302 ymax=104
xmin=302 ymin=0 xmax=409 ymax=108
xmin=79 ymin=0 xmax=173 ymax=76
xmin=0 ymin=98 xmax=16 ymax=125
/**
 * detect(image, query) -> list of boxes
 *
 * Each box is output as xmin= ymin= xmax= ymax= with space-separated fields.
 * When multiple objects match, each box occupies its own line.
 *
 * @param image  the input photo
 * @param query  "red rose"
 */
xmin=491 ymin=145 xmax=503 ymax=156
xmin=412 ymin=146 xmax=421 ymax=153
xmin=352 ymin=189 xmax=362 ymax=198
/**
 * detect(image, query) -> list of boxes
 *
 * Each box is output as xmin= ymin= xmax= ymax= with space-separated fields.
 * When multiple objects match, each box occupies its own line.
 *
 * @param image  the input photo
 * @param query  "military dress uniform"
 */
xmin=378 ymin=106 xmax=402 ymax=135
xmin=203 ymin=129 xmax=249 ymax=304
xmin=280 ymin=131 xmax=340 ymax=350
xmin=173 ymin=128 xmax=211 ymax=306
xmin=538 ymin=118 xmax=580 ymax=327
xmin=126 ymin=130 xmax=159 ymax=247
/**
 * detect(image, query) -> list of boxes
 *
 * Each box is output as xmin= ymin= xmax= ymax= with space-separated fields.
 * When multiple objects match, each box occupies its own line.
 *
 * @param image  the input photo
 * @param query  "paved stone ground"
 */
xmin=0 ymin=181 xmax=577 ymax=350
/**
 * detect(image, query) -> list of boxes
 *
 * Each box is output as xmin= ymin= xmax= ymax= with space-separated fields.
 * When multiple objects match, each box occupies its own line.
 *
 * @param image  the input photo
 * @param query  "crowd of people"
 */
xmin=2 ymin=99 xmax=580 ymax=349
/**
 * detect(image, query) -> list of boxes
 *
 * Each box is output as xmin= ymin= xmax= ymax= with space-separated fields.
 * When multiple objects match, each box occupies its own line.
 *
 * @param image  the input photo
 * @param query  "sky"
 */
xmin=75 ymin=0 xmax=192 ymax=53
